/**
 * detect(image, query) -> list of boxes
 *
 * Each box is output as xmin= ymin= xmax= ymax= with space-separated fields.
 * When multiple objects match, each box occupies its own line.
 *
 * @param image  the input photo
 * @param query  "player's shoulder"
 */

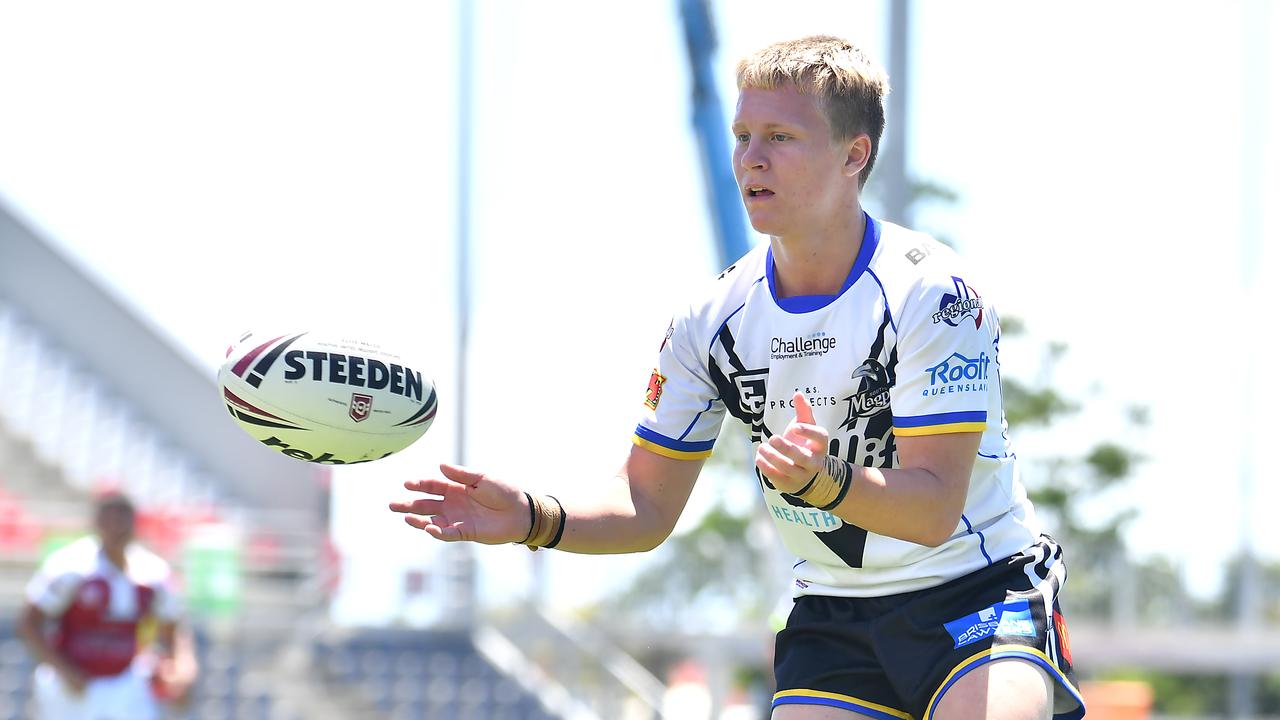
xmin=677 ymin=241 xmax=770 ymax=330
xmin=868 ymin=219 xmax=986 ymax=309
xmin=38 ymin=535 xmax=101 ymax=577
xmin=125 ymin=543 xmax=173 ymax=584
xmin=870 ymin=220 xmax=966 ymax=285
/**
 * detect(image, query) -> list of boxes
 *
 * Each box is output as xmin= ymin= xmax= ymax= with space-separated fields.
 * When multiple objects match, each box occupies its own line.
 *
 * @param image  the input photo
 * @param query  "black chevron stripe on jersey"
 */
xmin=862 ymin=309 xmax=898 ymax=456
xmin=708 ymin=356 xmax=750 ymax=425
xmin=717 ymin=323 xmax=748 ymax=372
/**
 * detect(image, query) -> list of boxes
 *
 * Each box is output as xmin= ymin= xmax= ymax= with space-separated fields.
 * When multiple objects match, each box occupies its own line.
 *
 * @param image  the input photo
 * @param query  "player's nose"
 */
xmin=738 ymin=140 xmax=767 ymax=172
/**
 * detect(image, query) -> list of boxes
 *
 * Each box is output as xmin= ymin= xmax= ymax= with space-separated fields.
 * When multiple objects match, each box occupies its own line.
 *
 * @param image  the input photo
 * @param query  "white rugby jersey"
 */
xmin=634 ymin=215 xmax=1042 ymax=598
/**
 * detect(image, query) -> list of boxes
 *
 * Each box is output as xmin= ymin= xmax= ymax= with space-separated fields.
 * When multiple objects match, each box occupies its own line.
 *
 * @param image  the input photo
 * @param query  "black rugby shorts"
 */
xmin=772 ymin=537 xmax=1084 ymax=719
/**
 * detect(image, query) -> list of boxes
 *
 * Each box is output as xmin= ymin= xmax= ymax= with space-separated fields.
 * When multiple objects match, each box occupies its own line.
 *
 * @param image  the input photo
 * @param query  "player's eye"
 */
xmin=771 ymin=133 xmax=789 ymax=142
xmin=735 ymin=132 xmax=749 ymax=143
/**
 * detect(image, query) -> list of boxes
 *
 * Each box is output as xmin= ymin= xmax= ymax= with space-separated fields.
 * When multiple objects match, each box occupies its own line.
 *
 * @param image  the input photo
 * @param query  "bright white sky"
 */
xmin=0 ymin=1 xmax=1276 ymax=624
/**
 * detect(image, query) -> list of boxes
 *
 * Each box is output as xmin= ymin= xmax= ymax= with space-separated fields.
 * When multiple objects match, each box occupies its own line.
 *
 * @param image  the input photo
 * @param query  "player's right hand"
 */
xmin=755 ymin=392 xmax=830 ymax=495
xmin=389 ymin=464 xmax=531 ymax=545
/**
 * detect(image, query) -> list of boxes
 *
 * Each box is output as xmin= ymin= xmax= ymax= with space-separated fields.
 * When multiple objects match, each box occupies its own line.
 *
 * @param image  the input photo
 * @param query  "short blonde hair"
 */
xmin=736 ymin=35 xmax=889 ymax=187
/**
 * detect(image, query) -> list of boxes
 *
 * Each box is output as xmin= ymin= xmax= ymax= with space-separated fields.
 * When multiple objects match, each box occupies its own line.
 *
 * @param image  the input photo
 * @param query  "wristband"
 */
xmin=522 ymin=494 xmax=564 ymax=551
xmin=517 ymin=492 xmax=536 ymax=544
xmin=817 ymin=457 xmax=854 ymax=512
xmin=790 ymin=455 xmax=853 ymax=510
xmin=544 ymin=495 xmax=566 ymax=549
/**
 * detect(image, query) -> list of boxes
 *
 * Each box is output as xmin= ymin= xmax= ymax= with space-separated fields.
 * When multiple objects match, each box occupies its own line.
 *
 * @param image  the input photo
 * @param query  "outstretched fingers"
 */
xmin=439 ymin=463 xmax=517 ymax=509
xmin=405 ymin=514 xmax=471 ymax=542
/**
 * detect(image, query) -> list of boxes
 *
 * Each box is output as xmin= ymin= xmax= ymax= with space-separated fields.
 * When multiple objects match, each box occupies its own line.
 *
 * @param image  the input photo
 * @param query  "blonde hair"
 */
xmin=737 ymin=35 xmax=889 ymax=187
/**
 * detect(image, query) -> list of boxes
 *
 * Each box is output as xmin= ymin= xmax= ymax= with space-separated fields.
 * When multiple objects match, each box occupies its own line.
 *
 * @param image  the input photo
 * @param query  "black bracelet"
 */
xmin=518 ymin=492 xmax=536 ymax=544
xmin=789 ymin=471 xmax=820 ymax=499
xmin=544 ymin=495 xmax=566 ymax=549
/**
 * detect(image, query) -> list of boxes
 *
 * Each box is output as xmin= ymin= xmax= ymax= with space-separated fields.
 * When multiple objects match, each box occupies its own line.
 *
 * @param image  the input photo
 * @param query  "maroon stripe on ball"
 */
xmin=403 ymin=407 xmax=437 ymax=427
xmin=392 ymin=388 xmax=438 ymax=427
xmin=229 ymin=407 xmax=308 ymax=431
xmin=222 ymin=387 xmax=292 ymax=423
xmin=232 ymin=335 xmax=286 ymax=377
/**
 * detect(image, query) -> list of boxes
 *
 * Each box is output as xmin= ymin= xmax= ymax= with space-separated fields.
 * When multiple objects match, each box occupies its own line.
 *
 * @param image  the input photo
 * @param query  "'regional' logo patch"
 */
xmin=933 ymin=276 xmax=984 ymax=328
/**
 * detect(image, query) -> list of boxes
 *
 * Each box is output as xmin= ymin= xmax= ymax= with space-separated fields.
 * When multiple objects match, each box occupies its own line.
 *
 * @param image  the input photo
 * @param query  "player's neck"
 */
xmin=100 ymin=541 xmax=129 ymax=571
xmin=769 ymin=206 xmax=865 ymax=298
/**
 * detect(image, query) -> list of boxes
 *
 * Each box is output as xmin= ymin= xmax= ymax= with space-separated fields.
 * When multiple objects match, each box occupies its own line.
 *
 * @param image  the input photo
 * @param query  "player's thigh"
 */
xmin=931 ymin=657 xmax=1052 ymax=720
xmin=773 ymin=704 xmax=883 ymax=720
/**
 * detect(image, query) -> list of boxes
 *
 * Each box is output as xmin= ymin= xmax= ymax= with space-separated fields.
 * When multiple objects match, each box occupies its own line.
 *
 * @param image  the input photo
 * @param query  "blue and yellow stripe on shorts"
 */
xmin=773 ymin=689 xmax=913 ymax=720
xmin=923 ymin=646 xmax=1085 ymax=720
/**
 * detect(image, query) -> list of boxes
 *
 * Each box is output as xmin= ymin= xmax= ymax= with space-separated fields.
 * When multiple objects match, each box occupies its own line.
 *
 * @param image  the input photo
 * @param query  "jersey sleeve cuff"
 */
xmin=893 ymin=411 xmax=987 ymax=437
xmin=632 ymin=426 xmax=714 ymax=460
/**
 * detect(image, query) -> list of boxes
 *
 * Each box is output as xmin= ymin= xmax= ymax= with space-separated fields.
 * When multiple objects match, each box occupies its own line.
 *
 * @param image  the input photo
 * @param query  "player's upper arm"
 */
xmin=622 ymin=442 xmax=706 ymax=550
xmin=895 ymin=431 xmax=980 ymax=545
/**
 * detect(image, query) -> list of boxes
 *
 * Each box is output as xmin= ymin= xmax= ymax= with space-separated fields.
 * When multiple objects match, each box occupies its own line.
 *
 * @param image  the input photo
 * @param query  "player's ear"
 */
xmin=843 ymin=134 xmax=871 ymax=179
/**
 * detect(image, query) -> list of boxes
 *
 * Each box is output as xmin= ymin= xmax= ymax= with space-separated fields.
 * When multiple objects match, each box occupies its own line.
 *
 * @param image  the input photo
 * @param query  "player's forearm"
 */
xmin=826 ymin=465 xmax=965 ymax=547
xmin=542 ymin=475 xmax=677 ymax=555
xmin=17 ymin=609 xmax=72 ymax=672
xmin=156 ymin=622 xmax=199 ymax=680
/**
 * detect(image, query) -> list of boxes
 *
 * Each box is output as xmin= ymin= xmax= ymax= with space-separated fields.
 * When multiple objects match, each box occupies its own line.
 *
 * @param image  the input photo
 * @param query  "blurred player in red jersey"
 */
xmin=16 ymin=491 xmax=198 ymax=720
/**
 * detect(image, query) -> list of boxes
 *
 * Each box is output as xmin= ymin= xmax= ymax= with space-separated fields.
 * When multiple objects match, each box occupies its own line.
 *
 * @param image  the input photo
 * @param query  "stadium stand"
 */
xmin=0 ymin=202 xmax=601 ymax=719
xmin=313 ymin=628 xmax=558 ymax=720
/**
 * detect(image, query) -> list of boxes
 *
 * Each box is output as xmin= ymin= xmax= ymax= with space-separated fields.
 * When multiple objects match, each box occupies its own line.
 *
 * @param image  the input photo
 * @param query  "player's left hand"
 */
xmin=755 ymin=392 xmax=829 ymax=494
xmin=390 ymin=464 xmax=530 ymax=544
xmin=152 ymin=657 xmax=195 ymax=707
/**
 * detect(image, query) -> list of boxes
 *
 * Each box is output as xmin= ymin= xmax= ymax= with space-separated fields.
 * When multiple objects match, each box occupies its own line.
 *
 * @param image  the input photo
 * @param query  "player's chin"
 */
xmin=744 ymin=209 xmax=790 ymax=237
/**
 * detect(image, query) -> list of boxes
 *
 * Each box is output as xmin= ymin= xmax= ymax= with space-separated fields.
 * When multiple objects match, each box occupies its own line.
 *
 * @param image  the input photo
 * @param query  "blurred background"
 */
xmin=0 ymin=0 xmax=1277 ymax=718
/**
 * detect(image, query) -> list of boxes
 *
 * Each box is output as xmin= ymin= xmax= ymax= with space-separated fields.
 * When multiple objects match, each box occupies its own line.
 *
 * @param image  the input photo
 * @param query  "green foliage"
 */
xmin=1000 ymin=324 xmax=1147 ymax=618
xmin=1084 ymin=443 xmax=1138 ymax=483
xmin=1001 ymin=377 xmax=1078 ymax=428
xmin=595 ymin=500 xmax=773 ymax=631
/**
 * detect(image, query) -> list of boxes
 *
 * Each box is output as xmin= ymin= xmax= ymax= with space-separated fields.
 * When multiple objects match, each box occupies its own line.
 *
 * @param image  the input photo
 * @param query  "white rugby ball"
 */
xmin=218 ymin=330 xmax=437 ymax=464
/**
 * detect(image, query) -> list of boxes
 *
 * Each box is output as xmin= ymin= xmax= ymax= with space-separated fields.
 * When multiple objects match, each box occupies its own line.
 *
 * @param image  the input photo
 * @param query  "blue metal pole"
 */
xmin=679 ymin=0 xmax=750 ymax=269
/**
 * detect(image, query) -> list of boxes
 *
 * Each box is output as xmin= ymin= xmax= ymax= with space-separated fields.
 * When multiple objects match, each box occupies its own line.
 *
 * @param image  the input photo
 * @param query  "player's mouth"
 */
xmin=744 ymin=184 xmax=774 ymax=201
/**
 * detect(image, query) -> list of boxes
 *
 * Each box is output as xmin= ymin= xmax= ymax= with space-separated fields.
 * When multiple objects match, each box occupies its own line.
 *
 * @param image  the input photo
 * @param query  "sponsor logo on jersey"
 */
xmin=730 ymin=368 xmax=769 ymax=418
xmin=349 ymin=393 xmax=373 ymax=422
xmin=905 ymin=245 xmax=932 ymax=265
xmin=770 ymin=332 xmax=837 ymax=360
xmin=924 ymin=352 xmax=990 ymax=396
xmin=933 ymin=276 xmax=984 ymax=328
xmin=944 ymin=599 xmax=1034 ymax=649
xmin=645 ymin=370 xmax=666 ymax=410
xmin=77 ymin=582 xmax=105 ymax=609
xmin=841 ymin=359 xmax=892 ymax=428
xmin=769 ymin=393 xmax=838 ymax=410
xmin=766 ymin=497 xmax=842 ymax=532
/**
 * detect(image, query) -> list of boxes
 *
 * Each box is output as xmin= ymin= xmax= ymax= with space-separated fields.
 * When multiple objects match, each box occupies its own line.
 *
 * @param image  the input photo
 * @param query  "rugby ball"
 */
xmin=218 ymin=330 xmax=437 ymax=464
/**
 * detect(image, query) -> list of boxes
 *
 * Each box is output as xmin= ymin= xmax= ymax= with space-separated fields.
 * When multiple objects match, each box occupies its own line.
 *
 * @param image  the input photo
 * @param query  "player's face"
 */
xmin=732 ymin=84 xmax=855 ymax=237
xmin=95 ymin=504 xmax=135 ymax=550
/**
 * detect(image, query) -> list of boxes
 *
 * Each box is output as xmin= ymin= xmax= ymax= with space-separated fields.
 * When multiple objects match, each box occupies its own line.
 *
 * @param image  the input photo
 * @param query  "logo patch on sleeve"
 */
xmin=943 ymin=599 xmax=1036 ymax=649
xmin=645 ymin=370 xmax=666 ymax=410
